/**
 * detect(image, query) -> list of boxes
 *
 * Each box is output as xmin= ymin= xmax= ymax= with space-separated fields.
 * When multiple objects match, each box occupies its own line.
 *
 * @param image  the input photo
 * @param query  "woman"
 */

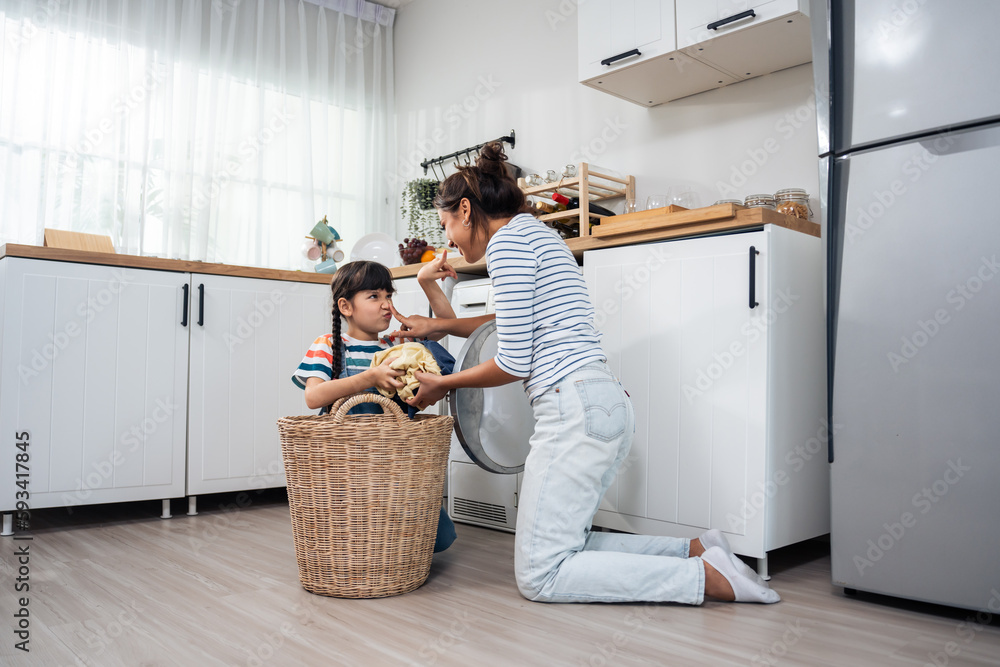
xmin=389 ymin=142 xmax=777 ymax=605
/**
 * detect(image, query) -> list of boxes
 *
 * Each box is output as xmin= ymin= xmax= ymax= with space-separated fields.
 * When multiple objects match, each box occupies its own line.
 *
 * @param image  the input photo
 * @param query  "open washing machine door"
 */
xmin=449 ymin=320 xmax=534 ymax=474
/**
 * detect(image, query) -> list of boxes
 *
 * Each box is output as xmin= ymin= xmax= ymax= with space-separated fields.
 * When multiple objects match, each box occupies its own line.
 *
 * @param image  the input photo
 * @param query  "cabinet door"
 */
xmin=677 ymin=0 xmax=810 ymax=78
xmin=0 ymin=259 xmax=188 ymax=511
xmin=578 ymin=0 xmax=677 ymax=83
xmin=187 ymin=275 xmax=331 ymax=495
xmin=583 ymin=233 xmax=767 ymax=546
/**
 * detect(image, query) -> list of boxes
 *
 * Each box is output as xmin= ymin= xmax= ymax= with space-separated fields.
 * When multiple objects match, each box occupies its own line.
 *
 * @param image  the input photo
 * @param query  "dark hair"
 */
xmin=328 ymin=260 xmax=395 ymax=381
xmin=432 ymin=141 xmax=532 ymax=244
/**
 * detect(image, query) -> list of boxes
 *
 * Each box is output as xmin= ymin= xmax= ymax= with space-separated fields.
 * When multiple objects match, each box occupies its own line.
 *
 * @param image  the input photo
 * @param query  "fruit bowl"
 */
xmin=398 ymin=238 xmax=434 ymax=265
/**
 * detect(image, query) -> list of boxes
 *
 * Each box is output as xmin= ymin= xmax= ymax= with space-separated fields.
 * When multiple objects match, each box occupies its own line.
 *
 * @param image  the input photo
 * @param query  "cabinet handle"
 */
xmin=708 ymin=9 xmax=756 ymax=31
xmin=181 ymin=284 xmax=189 ymax=327
xmin=749 ymin=246 xmax=759 ymax=309
xmin=197 ymin=283 xmax=205 ymax=326
xmin=601 ymin=48 xmax=641 ymax=66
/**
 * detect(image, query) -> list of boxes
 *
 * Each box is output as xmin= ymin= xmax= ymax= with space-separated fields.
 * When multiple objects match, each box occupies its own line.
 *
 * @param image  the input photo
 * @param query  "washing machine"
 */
xmin=444 ymin=278 xmax=534 ymax=532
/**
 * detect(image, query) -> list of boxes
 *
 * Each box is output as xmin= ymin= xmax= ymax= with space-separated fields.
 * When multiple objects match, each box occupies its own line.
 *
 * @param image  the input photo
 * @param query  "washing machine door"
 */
xmin=449 ymin=320 xmax=534 ymax=474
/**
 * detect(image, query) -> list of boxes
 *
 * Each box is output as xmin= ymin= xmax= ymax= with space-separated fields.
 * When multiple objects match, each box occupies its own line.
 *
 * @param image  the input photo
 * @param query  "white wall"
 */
xmin=390 ymin=0 xmax=821 ymax=240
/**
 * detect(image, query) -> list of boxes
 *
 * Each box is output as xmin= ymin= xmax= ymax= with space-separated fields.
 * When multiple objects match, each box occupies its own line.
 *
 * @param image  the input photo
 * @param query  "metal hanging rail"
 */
xmin=420 ymin=130 xmax=516 ymax=176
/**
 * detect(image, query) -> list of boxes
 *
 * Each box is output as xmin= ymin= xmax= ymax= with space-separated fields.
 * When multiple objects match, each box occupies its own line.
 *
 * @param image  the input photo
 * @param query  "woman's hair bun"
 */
xmin=475 ymin=141 xmax=508 ymax=177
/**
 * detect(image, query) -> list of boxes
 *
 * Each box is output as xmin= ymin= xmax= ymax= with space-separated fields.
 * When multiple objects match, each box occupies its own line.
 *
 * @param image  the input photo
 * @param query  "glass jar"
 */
xmin=773 ymin=188 xmax=812 ymax=220
xmin=744 ymin=194 xmax=775 ymax=210
xmin=714 ymin=199 xmax=743 ymax=206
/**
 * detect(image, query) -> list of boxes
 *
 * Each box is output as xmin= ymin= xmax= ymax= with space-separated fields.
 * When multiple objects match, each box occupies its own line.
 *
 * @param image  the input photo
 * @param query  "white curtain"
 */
xmin=0 ymin=0 xmax=395 ymax=270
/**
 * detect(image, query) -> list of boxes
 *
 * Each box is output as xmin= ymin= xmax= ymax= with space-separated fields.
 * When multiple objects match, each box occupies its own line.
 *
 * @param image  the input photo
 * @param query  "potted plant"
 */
xmin=400 ymin=178 xmax=444 ymax=255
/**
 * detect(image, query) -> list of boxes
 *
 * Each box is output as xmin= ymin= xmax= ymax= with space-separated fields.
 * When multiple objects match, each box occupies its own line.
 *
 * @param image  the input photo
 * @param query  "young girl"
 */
xmin=291 ymin=258 xmax=458 ymax=551
xmin=388 ymin=142 xmax=780 ymax=604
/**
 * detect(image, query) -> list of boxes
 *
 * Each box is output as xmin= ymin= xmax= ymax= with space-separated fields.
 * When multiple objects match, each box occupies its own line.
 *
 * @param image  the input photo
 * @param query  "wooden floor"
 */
xmin=2 ymin=491 xmax=999 ymax=666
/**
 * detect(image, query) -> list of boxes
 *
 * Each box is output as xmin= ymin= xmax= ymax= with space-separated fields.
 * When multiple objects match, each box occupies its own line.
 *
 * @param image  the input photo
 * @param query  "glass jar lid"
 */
xmin=774 ymin=188 xmax=808 ymax=200
xmin=745 ymin=194 xmax=775 ymax=206
xmin=714 ymin=199 xmax=743 ymax=205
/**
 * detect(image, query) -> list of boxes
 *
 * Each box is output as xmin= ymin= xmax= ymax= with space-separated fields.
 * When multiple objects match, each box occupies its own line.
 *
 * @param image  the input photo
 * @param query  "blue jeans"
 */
xmin=513 ymin=361 xmax=705 ymax=604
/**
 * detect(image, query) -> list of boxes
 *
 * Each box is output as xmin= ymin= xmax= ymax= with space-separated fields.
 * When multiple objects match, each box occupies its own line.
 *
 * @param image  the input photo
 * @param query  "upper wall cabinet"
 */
xmin=677 ymin=0 xmax=811 ymax=80
xmin=579 ymin=0 xmax=811 ymax=107
xmin=578 ymin=0 xmax=677 ymax=82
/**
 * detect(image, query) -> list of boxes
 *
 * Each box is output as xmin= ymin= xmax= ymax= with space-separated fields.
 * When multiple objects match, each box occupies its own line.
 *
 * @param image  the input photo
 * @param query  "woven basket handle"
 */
xmin=329 ymin=393 xmax=408 ymax=424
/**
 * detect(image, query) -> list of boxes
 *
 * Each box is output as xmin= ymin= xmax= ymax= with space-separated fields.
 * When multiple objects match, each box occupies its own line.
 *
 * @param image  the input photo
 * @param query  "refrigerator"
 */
xmin=811 ymin=0 xmax=1000 ymax=611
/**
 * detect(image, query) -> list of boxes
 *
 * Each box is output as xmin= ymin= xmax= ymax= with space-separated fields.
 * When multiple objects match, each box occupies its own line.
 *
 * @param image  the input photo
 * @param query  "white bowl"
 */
xmin=350 ymin=233 xmax=401 ymax=268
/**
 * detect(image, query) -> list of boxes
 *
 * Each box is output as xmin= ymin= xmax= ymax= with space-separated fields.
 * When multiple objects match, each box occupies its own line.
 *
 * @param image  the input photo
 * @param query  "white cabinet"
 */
xmin=677 ymin=0 xmax=811 ymax=81
xmin=578 ymin=0 xmax=677 ymax=83
xmin=0 ymin=259 xmax=189 ymax=512
xmin=583 ymin=225 xmax=828 ymax=566
xmin=0 ymin=255 xmax=337 ymax=520
xmin=579 ymin=0 xmax=737 ymax=107
xmin=187 ymin=275 xmax=331 ymax=495
xmin=578 ymin=0 xmax=811 ymax=106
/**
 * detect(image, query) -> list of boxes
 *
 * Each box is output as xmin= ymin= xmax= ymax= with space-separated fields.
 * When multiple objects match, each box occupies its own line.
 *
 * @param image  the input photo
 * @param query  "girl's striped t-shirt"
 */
xmin=485 ymin=213 xmax=605 ymax=403
xmin=291 ymin=333 xmax=390 ymax=388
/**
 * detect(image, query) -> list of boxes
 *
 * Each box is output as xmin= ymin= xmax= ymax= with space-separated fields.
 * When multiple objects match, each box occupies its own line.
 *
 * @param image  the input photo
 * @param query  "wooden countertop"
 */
xmin=1 ymin=207 xmax=818 ymax=283
xmin=0 ymin=244 xmax=334 ymax=284
xmin=388 ymin=205 xmax=820 ymax=278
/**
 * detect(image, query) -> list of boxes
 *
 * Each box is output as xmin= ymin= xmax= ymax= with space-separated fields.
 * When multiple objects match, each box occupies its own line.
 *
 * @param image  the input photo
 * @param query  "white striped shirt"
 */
xmin=486 ymin=213 xmax=606 ymax=403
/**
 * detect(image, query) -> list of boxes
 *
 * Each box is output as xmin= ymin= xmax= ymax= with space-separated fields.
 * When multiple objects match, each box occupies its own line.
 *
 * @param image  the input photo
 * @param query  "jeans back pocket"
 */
xmin=575 ymin=377 xmax=628 ymax=442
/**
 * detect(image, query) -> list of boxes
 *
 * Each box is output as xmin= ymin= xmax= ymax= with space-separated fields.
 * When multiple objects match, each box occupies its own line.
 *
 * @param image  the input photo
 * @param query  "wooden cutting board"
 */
xmin=44 ymin=228 xmax=116 ymax=253
xmin=592 ymin=203 xmax=742 ymax=237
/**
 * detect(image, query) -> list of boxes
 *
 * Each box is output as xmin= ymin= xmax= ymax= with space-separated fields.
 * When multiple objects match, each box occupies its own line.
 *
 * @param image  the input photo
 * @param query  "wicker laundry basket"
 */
xmin=277 ymin=393 xmax=453 ymax=598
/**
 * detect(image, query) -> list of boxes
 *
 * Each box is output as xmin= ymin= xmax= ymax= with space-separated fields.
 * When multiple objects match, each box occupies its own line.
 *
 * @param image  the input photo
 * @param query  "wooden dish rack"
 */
xmin=521 ymin=163 xmax=635 ymax=238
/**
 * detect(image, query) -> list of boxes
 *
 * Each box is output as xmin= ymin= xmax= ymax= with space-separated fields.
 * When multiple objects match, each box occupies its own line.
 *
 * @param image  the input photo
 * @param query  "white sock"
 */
xmin=701 ymin=546 xmax=780 ymax=604
xmin=698 ymin=529 xmax=732 ymax=554
xmin=698 ymin=529 xmax=768 ymax=587
xmin=729 ymin=553 xmax=769 ymax=588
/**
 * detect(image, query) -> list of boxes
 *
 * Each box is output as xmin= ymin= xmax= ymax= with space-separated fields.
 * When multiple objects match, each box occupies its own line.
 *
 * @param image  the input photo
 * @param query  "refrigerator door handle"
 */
xmin=749 ymin=246 xmax=760 ymax=309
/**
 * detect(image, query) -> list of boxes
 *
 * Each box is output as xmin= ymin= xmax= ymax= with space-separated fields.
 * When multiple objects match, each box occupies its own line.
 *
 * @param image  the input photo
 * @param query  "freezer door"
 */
xmin=833 ymin=0 xmax=1000 ymax=152
xmin=830 ymin=122 xmax=1000 ymax=609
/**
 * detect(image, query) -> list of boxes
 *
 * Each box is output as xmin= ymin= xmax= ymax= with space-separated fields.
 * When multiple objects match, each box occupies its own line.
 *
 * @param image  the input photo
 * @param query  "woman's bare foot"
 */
xmin=703 ymin=561 xmax=736 ymax=601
